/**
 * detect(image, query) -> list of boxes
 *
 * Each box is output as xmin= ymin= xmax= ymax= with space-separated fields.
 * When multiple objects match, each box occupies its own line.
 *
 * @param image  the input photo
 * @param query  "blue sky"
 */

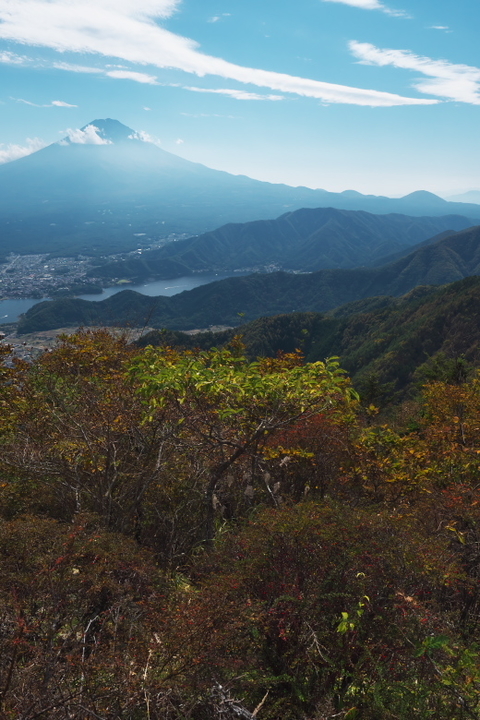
xmin=0 ymin=0 xmax=478 ymax=196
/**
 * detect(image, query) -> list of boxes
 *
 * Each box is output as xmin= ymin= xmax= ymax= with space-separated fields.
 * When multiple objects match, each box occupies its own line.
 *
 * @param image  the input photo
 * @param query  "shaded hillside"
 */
xmin=138 ymin=277 xmax=480 ymax=398
xmin=369 ymin=229 xmax=459 ymax=266
xmin=1 ymin=119 xmax=480 ymax=257
xmin=18 ymin=225 xmax=480 ymax=334
xmin=89 ymin=207 xmax=472 ymax=281
xmin=17 ymin=270 xmax=378 ymax=333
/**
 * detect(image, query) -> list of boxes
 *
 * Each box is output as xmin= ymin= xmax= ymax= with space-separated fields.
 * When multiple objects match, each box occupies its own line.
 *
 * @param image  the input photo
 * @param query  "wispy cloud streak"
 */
xmin=321 ymin=0 xmax=409 ymax=18
xmin=53 ymin=61 xmax=104 ymax=73
xmin=350 ymin=41 xmax=480 ymax=104
xmin=0 ymin=49 xmax=28 ymax=63
xmin=0 ymin=0 xmax=434 ymax=106
xmin=106 ymin=69 xmax=158 ymax=83
xmin=15 ymin=97 xmax=77 ymax=107
xmin=183 ymin=87 xmax=284 ymax=101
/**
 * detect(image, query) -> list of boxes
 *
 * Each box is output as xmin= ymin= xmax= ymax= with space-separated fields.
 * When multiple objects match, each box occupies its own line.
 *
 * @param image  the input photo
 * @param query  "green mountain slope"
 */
xmin=138 ymin=276 xmax=480 ymax=398
xmin=18 ymin=225 xmax=480 ymax=334
xmin=89 ymin=207 xmax=472 ymax=281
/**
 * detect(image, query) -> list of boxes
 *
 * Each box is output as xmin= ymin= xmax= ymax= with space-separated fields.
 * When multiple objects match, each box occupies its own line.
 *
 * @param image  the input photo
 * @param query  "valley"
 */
xmin=15 ymin=223 xmax=480 ymax=334
xmin=1 ymin=119 xmax=480 ymax=261
xmin=3 ymin=119 xmax=480 ymax=337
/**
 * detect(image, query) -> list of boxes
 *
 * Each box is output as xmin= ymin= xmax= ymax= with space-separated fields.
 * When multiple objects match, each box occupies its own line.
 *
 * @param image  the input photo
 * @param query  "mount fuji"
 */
xmin=1 ymin=118 xmax=480 ymax=257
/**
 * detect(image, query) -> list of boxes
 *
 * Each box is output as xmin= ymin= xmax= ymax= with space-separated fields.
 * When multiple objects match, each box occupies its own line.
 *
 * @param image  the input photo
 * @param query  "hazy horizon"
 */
xmin=0 ymin=0 xmax=478 ymax=197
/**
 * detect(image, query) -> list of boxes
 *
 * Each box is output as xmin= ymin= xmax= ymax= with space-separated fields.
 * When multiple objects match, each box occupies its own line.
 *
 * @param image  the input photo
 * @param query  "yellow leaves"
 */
xmin=54 ymin=439 xmax=107 ymax=473
xmin=132 ymin=346 xmax=356 ymax=432
xmin=262 ymin=445 xmax=315 ymax=462
xmin=445 ymin=523 xmax=467 ymax=545
xmin=350 ymin=423 xmax=441 ymax=499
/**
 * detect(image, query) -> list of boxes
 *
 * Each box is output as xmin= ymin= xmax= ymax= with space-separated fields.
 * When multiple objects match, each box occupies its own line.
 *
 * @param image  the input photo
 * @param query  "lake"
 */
xmin=0 ymin=273 xmax=240 ymax=324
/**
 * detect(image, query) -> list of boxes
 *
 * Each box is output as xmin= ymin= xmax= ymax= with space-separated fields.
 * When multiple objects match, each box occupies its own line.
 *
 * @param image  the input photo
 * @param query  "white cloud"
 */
xmin=0 ymin=136 xmax=46 ymax=163
xmin=143 ymin=106 xmax=152 ymax=110
xmin=106 ymin=69 xmax=158 ymax=84
xmin=62 ymin=125 xmax=112 ymax=144
xmin=321 ymin=0 xmax=409 ymax=17
xmin=54 ymin=60 xmax=158 ymax=83
xmin=0 ymin=0 xmax=435 ymax=106
xmin=208 ymin=12 xmax=230 ymax=22
xmin=53 ymin=61 xmax=103 ymax=73
xmin=175 ymin=138 xmax=184 ymax=144
xmin=15 ymin=98 xmax=39 ymax=106
xmin=0 ymin=49 xmax=28 ymax=63
xmin=128 ymin=130 xmax=162 ymax=146
xmin=51 ymin=99 xmax=77 ymax=107
xmin=350 ymin=41 xmax=480 ymax=104
xmin=14 ymin=97 xmax=77 ymax=107
xmin=183 ymin=86 xmax=285 ymax=101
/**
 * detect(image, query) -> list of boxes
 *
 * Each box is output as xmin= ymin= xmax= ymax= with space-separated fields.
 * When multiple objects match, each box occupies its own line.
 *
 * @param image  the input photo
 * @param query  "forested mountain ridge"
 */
xmin=137 ymin=276 xmax=480 ymax=399
xmin=18 ymin=224 xmax=480 ymax=333
xmin=88 ymin=207 xmax=472 ymax=281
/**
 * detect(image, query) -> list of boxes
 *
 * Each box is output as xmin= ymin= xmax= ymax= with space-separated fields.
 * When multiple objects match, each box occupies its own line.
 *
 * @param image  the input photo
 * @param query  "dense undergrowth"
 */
xmin=0 ymin=330 xmax=479 ymax=719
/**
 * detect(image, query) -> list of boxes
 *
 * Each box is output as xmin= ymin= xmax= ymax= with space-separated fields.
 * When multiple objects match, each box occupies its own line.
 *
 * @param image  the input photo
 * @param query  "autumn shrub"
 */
xmin=159 ymin=501 xmax=473 ymax=719
xmin=2 ymin=331 xmax=480 ymax=718
xmin=420 ymin=375 xmax=480 ymax=486
xmin=131 ymin=345 xmax=358 ymax=550
xmin=0 ymin=513 xmax=171 ymax=718
xmin=1 ymin=334 xmax=359 ymax=569
xmin=263 ymin=411 xmax=355 ymax=503
xmin=0 ymin=331 xmax=200 ymax=567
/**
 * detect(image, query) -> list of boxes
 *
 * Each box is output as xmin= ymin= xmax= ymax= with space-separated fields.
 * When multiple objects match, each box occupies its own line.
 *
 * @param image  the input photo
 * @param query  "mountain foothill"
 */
xmin=135 ymin=275 xmax=480 ymax=401
xmin=87 ymin=206 xmax=473 ymax=281
xmin=18 ymin=223 xmax=480 ymax=334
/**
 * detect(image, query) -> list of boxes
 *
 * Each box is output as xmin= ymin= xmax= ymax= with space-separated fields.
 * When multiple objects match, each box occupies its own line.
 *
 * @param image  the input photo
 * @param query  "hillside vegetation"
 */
xmin=137 ymin=276 xmax=480 ymax=402
xmin=1 ymin=329 xmax=480 ymax=718
xmin=18 ymin=225 xmax=480 ymax=334
xmin=88 ymin=207 xmax=472 ymax=281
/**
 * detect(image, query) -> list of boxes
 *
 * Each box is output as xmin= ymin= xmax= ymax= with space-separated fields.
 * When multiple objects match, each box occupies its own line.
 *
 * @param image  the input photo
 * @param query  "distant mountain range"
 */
xmin=446 ymin=190 xmax=480 ymax=204
xmin=1 ymin=118 xmax=480 ymax=257
xmin=88 ymin=206 xmax=473 ymax=281
xmin=17 ymin=224 xmax=480 ymax=334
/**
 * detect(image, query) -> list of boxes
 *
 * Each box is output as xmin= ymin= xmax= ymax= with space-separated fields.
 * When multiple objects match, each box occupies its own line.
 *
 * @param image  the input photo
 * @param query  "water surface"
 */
xmin=1 ymin=273 xmax=240 ymax=323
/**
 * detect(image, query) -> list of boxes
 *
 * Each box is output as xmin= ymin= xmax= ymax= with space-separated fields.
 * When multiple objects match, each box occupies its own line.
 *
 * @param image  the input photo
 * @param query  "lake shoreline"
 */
xmin=0 ymin=272 xmax=246 ymax=325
